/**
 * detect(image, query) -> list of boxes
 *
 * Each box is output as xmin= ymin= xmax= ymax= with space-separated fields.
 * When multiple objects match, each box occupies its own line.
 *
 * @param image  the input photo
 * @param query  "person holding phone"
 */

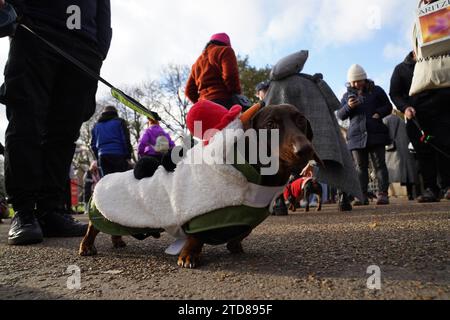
xmin=337 ymin=64 xmax=393 ymax=206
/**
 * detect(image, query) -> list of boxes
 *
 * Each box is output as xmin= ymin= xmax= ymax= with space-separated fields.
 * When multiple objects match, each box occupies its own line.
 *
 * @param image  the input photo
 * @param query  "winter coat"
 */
xmin=91 ymin=112 xmax=133 ymax=159
xmin=185 ymin=44 xmax=241 ymax=103
xmin=138 ymin=125 xmax=175 ymax=158
xmin=389 ymin=52 xmax=423 ymax=113
xmin=10 ymin=0 xmax=112 ymax=59
xmin=383 ymin=114 xmax=418 ymax=185
xmin=337 ymin=82 xmax=393 ymax=150
xmin=390 ymin=52 xmax=450 ymax=114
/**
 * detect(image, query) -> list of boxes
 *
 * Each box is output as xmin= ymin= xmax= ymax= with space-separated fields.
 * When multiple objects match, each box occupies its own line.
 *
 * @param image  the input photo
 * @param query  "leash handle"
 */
xmin=19 ymin=24 xmax=161 ymax=121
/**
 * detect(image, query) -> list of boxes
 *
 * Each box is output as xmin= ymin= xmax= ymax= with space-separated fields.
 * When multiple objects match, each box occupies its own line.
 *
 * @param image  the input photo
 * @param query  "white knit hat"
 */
xmin=347 ymin=64 xmax=368 ymax=82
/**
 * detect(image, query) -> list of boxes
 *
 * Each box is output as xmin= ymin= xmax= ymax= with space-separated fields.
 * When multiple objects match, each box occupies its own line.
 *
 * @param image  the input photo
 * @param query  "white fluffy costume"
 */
xmin=92 ymin=102 xmax=284 ymax=239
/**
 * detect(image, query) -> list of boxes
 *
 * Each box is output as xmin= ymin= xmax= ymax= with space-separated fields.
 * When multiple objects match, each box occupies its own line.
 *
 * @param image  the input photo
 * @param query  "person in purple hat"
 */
xmin=185 ymin=33 xmax=242 ymax=109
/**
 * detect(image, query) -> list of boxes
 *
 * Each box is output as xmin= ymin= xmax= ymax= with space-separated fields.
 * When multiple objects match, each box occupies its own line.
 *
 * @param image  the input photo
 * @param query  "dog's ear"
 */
xmin=306 ymin=120 xmax=314 ymax=142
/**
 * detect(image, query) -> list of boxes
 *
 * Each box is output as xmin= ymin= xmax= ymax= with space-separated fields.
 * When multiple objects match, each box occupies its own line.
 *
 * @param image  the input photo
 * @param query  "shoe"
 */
xmin=272 ymin=197 xmax=288 ymax=216
xmin=338 ymin=193 xmax=353 ymax=212
xmin=38 ymin=210 xmax=88 ymax=237
xmin=8 ymin=211 xmax=44 ymax=246
xmin=417 ymin=188 xmax=440 ymax=203
xmin=444 ymin=188 xmax=450 ymax=201
xmin=376 ymin=193 xmax=390 ymax=205
xmin=338 ymin=200 xmax=353 ymax=212
xmin=353 ymin=197 xmax=369 ymax=206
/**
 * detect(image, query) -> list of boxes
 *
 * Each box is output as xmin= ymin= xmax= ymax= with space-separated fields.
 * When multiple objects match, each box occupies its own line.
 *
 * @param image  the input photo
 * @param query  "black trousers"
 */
xmin=352 ymin=145 xmax=390 ymax=195
xmin=99 ymin=155 xmax=129 ymax=177
xmin=3 ymin=22 xmax=102 ymax=212
xmin=406 ymin=94 xmax=450 ymax=192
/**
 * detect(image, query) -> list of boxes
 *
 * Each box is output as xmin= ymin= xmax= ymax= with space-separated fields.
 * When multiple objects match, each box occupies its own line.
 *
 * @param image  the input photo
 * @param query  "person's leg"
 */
xmin=3 ymin=27 xmax=59 ymax=244
xmin=431 ymin=108 xmax=450 ymax=198
xmin=351 ymin=149 xmax=369 ymax=204
xmin=370 ymin=146 xmax=390 ymax=205
xmin=4 ymin=26 xmax=57 ymax=214
xmin=99 ymin=155 xmax=130 ymax=177
xmin=36 ymin=35 xmax=102 ymax=237
xmin=338 ymin=192 xmax=353 ymax=211
xmin=37 ymin=42 xmax=101 ymax=213
xmin=406 ymin=114 xmax=440 ymax=202
xmin=406 ymin=183 xmax=415 ymax=201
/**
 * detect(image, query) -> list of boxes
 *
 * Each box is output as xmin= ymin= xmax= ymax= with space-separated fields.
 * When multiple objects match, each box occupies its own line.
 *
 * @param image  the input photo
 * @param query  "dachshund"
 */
xmin=177 ymin=104 xmax=322 ymax=268
xmin=80 ymin=104 xmax=322 ymax=268
xmin=285 ymin=176 xmax=323 ymax=213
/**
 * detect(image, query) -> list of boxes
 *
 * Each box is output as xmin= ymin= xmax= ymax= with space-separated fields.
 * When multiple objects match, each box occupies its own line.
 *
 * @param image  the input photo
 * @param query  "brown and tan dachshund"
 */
xmin=80 ymin=104 xmax=321 ymax=268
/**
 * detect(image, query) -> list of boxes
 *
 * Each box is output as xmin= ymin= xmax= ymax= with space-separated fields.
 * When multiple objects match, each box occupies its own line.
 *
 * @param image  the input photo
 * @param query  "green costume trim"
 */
xmin=89 ymin=200 xmax=161 ymax=236
xmin=183 ymin=205 xmax=270 ymax=235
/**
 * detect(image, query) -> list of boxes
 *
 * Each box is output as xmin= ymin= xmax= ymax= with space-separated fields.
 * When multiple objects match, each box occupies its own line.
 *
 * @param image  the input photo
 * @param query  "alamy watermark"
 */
xmin=170 ymin=124 xmax=281 ymax=176
xmin=366 ymin=265 xmax=381 ymax=290
xmin=366 ymin=6 xmax=382 ymax=30
xmin=66 ymin=265 xmax=81 ymax=290
xmin=66 ymin=5 xmax=81 ymax=30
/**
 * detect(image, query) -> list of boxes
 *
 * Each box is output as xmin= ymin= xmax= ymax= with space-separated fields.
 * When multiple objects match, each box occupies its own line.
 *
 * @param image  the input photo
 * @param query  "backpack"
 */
xmin=154 ymin=135 xmax=170 ymax=154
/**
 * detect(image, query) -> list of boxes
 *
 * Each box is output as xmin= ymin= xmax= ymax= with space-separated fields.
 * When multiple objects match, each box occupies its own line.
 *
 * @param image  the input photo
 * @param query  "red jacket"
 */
xmin=185 ymin=44 xmax=241 ymax=103
xmin=284 ymin=177 xmax=312 ymax=201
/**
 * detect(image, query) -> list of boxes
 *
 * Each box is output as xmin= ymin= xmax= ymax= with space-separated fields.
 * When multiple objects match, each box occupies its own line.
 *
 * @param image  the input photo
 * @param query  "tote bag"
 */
xmin=410 ymin=1 xmax=450 ymax=96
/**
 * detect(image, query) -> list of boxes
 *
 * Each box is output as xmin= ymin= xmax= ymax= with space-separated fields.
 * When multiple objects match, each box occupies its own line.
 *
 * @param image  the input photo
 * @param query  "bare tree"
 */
xmin=138 ymin=64 xmax=191 ymax=135
xmin=72 ymin=63 xmax=193 ymax=187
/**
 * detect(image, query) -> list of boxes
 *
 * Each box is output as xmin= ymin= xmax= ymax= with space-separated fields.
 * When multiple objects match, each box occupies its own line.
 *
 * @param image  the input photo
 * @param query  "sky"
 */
xmin=0 ymin=0 xmax=420 ymax=144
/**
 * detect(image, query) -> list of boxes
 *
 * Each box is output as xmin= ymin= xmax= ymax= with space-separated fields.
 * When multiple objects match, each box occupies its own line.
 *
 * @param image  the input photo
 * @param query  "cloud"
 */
xmin=310 ymin=0 xmax=417 ymax=49
xmin=383 ymin=43 xmax=409 ymax=61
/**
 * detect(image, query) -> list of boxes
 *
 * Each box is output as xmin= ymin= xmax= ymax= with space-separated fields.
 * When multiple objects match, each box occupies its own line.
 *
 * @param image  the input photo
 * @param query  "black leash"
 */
xmin=19 ymin=24 xmax=162 ymax=122
xmin=410 ymin=117 xmax=450 ymax=160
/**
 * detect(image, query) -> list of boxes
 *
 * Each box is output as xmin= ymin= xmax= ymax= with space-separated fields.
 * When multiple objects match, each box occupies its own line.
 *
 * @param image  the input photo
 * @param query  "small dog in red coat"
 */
xmin=284 ymin=172 xmax=323 ymax=213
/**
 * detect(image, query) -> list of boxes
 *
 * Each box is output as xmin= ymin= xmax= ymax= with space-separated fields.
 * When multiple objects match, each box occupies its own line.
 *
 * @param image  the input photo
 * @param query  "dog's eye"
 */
xmin=266 ymin=121 xmax=279 ymax=129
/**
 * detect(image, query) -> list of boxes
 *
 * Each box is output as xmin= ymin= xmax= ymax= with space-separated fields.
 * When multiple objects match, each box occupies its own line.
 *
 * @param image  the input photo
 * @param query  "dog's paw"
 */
xmin=79 ymin=244 xmax=98 ymax=257
xmin=177 ymin=252 xmax=200 ymax=269
xmin=227 ymin=241 xmax=244 ymax=255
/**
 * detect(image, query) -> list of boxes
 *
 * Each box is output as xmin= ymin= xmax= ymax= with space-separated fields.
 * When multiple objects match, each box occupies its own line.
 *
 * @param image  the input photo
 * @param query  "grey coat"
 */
xmin=383 ymin=114 xmax=418 ymax=185
xmin=265 ymin=73 xmax=363 ymax=199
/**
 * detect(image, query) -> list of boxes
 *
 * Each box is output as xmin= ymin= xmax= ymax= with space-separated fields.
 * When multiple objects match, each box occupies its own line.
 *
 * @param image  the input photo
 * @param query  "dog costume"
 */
xmin=283 ymin=177 xmax=314 ymax=202
xmin=91 ymin=101 xmax=285 ymax=241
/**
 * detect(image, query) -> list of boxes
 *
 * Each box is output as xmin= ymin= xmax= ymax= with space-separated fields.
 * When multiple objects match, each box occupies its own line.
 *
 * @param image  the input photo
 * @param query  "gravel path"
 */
xmin=0 ymin=200 xmax=449 ymax=300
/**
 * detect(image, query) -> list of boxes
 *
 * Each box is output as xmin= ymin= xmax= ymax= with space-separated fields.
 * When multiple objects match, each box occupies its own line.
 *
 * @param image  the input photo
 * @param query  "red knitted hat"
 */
xmin=210 ymin=33 xmax=231 ymax=46
xmin=187 ymin=100 xmax=242 ymax=142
